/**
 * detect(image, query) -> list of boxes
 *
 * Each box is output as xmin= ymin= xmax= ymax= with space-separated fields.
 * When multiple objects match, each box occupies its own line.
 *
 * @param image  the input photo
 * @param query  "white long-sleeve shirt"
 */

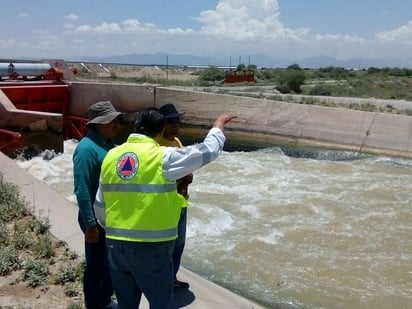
xmin=162 ymin=127 xmax=226 ymax=181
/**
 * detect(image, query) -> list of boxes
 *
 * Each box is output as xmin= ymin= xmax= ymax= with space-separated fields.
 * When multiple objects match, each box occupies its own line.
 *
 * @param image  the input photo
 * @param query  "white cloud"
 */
xmin=197 ymin=0 xmax=308 ymax=41
xmin=122 ymin=19 xmax=143 ymax=32
xmin=122 ymin=19 xmax=162 ymax=34
xmin=68 ymin=18 xmax=194 ymax=37
xmin=376 ymin=20 xmax=412 ymax=42
xmin=54 ymin=0 xmax=370 ymax=58
xmin=64 ymin=14 xmax=79 ymax=22
xmin=2 ymin=0 xmax=412 ymax=62
xmin=73 ymin=22 xmax=122 ymax=34
xmin=314 ymin=34 xmax=364 ymax=43
xmin=18 ymin=12 xmax=29 ymax=18
xmin=167 ymin=28 xmax=194 ymax=35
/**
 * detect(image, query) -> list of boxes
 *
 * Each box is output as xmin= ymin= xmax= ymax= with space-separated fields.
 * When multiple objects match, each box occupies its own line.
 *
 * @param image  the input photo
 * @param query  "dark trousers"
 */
xmin=78 ymin=213 xmax=113 ymax=309
xmin=173 ymin=207 xmax=187 ymax=279
xmin=107 ymin=238 xmax=175 ymax=309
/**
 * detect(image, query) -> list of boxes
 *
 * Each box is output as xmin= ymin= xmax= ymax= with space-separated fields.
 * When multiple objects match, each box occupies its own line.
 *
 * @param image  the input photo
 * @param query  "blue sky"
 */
xmin=1 ymin=0 xmax=411 ymax=62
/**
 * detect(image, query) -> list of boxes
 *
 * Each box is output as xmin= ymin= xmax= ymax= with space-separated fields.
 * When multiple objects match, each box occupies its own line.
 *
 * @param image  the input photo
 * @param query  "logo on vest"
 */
xmin=116 ymin=152 xmax=138 ymax=180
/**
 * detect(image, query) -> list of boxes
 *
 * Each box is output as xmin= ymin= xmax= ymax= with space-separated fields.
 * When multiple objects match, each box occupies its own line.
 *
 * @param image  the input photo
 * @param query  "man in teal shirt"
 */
xmin=73 ymin=101 xmax=124 ymax=309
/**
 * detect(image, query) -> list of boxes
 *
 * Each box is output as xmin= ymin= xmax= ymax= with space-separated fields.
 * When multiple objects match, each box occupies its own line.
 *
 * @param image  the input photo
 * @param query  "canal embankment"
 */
xmin=68 ymin=82 xmax=412 ymax=158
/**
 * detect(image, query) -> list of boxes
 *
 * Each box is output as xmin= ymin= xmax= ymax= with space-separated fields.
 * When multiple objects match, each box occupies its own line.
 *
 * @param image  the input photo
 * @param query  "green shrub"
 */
xmin=29 ymin=215 xmax=51 ymax=234
xmin=267 ymin=94 xmax=284 ymax=102
xmin=0 ymin=175 xmax=84 ymax=305
xmin=348 ymin=102 xmax=377 ymax=112
xmin=12 ymin=230 xmax=33 ymax=250
xmin=34 ymin=234 xmax=55 ymax=259
xmin=0 ymin=221 xmax=8 ymax=246
xmin=12 ymin=220 xmax=36 ymax=249
xmin=76 ymin=259 xmax=86 ymax=280
xmin=300 ymin=97 xmax=316 ymax=105
xmin=55 ymin=264 xmax=78 ymax=285
xmin=309 ymin=85 xmax=332 ymax=96
xmin=22 ymin=258 xmax=49 ymax=288
xmin=66 ymin=301 xmax=83 ymax=309
xmin=0 ymin=246 xmax=22 ymax=275
xmin=197 ymin=66 xmax=225 ymax=82
xmin=275 ymin=84 xmax=291 ymax=94
xmin=277 ymin=69 xmax=306 ymax=93
xmin=64 ymin=282 xmax=80 ymax=297
xmin=0 ymin=174 xmax=28 ymax=221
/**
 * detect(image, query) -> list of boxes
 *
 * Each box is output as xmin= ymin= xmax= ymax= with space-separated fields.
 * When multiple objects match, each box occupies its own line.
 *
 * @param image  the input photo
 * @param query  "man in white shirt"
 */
xmin=94 ymin=107 xmax=236 ymax=308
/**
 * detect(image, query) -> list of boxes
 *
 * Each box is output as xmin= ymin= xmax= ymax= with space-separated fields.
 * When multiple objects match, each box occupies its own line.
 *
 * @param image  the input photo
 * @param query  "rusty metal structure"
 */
xmin=224 ymin=70 xmax=255 ymax=83
xmin=0 ymin=60 xmax=86 ymax=157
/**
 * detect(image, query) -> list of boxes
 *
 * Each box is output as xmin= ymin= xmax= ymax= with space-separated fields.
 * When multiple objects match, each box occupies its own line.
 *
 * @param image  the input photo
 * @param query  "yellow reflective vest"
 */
xmin=100 ymin=134 xmax=180 ymax=242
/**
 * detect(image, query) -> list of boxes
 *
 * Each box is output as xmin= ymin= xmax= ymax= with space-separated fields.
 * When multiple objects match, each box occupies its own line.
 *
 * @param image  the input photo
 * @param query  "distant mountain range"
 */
xmin=71 ymin=52 xmax=412 ymax=69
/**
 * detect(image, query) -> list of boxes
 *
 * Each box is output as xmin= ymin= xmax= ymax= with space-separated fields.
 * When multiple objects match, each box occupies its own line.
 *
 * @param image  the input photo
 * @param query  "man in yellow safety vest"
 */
xmin=94 ymin=107 xmax=236 ymax=308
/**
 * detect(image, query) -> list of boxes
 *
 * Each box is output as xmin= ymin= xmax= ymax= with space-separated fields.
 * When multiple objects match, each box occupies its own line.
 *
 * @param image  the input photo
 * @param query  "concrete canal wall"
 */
xmin=1 ymin=81 xmax=411 ymax=157
xmin=68 ymin=82 xmax=156 ymax=116
xmin=68 ymin=82 xmax=412 ymax=158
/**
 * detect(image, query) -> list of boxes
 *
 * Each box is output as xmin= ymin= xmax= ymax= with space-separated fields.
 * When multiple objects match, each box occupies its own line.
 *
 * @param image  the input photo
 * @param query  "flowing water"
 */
xmin=15 ymin=140 xmax=412 ymax=309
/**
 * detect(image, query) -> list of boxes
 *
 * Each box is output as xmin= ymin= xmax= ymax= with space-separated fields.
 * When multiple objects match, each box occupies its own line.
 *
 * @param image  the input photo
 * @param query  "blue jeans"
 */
xmin=107 ymin=238 xmax=175 ymax=309
xmin=78 ymin=213 xmax=113 ymax=309
xmin=173 ymin=207 xmax=187 ymax=279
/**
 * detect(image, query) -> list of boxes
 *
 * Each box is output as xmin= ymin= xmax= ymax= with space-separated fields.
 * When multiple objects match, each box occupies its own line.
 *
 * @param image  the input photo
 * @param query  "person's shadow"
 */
xmin=174 ymin=288 xmax=196 ymax=308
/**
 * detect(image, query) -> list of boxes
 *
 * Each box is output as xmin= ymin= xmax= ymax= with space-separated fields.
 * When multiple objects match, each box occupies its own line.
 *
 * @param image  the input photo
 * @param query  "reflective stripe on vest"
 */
xmin=101 ymin=183 xmax=176 ymax=193
xmin=106 ymin=226 xmax=177 ymax=239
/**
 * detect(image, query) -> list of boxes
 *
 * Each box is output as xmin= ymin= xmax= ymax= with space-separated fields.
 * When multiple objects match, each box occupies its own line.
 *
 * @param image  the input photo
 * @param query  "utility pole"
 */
xmin=166 ymin=55 xmax=169 ymax=81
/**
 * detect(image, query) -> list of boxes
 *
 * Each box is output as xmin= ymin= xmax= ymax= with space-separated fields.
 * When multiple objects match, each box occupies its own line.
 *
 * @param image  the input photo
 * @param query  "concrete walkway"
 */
xmin=0 ymin=151 xmax=265 ymax=308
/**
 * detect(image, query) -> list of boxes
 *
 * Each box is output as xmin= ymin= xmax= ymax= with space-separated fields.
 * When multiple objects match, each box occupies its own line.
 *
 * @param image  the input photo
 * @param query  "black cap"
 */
xmin=159 ymin=103 xmax=185 ymax=119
